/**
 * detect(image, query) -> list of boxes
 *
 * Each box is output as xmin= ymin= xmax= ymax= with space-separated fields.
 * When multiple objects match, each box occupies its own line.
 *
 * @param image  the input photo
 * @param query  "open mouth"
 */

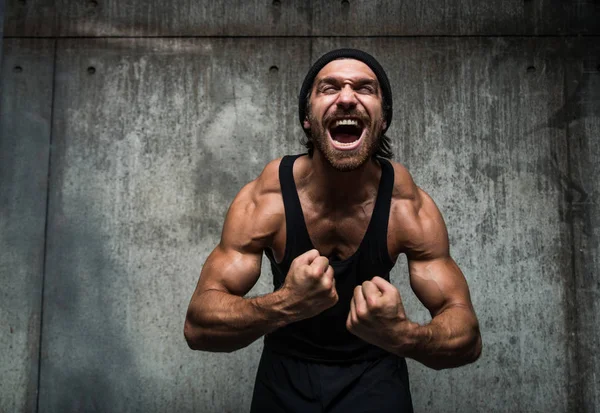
xmin=327 ymin=118 xmax=365 ymax=151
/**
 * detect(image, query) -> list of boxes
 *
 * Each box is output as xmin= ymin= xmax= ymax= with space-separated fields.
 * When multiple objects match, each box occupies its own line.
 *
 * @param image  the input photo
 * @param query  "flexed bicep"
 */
xmin=403 ymin=187 xmax=476 ymax=318
xmin=184 ymin=160 xmax=287 ymax=352
xmin=409 ymin=256 xmax=474 ymax=318
xmin=383 ymin=164 xmax=481 ymax=367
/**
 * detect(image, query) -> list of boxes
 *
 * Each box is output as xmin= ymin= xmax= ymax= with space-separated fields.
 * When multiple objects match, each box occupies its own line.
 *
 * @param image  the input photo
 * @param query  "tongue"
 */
xmin=333 ymin=133 xmax=358 ymax=143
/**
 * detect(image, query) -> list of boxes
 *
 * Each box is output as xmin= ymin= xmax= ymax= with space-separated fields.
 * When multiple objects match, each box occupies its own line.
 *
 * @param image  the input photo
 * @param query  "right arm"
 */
xmin=184 ymin=246 xmax=291 ymax=353
xmin=184 ymin=167 xmax=337 ymax=352
xmin=184 ymin=175 xmax=286 ymax=352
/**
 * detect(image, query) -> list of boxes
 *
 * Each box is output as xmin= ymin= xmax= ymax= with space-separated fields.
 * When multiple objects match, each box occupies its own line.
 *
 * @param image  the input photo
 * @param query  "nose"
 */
xmin=336 ymin=85 xmax=358 ymax=110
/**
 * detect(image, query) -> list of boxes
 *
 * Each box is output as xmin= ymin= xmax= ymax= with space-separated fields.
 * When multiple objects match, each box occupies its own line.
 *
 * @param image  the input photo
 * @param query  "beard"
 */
xmin=308 ymin=109 xmax=384 ymax=172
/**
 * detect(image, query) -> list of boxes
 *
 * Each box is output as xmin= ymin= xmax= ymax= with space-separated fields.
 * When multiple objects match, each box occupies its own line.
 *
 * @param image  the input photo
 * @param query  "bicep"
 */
xmin=192 ymin=182 xmax=275 ymax=299
xmin=409 ymin=256 xmax=474 ymax=318
xmin=404 ymin=188 xmax=474 ymax=317
xmin=194 ymin=243 xmax=262 ymax=298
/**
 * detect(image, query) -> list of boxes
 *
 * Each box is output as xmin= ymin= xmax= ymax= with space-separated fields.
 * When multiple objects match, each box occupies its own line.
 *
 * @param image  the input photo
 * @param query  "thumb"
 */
xmin=370 ymin=276 xmax=396 ymax=295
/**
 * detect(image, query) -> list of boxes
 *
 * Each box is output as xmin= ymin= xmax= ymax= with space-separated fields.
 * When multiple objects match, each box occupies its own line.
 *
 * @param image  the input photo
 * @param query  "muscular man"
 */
xmin=184 ymin=49 xmax=482 ymax=412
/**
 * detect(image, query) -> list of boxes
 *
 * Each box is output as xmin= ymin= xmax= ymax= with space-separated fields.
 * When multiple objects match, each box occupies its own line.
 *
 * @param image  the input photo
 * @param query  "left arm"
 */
xmin=401 ymin=255 xmax=482 ymax=369
xmin=346 ymin=187 xmax=482 ymax=370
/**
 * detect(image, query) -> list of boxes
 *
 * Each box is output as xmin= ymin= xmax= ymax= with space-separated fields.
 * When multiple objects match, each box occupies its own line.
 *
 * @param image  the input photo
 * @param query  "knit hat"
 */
xmin=298 ymin=48 xmax=393 ymax=135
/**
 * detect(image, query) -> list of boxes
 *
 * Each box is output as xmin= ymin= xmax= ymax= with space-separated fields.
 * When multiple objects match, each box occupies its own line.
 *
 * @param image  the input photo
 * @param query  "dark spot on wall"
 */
xmin=475 ymin=208 xmax=498 ymax=247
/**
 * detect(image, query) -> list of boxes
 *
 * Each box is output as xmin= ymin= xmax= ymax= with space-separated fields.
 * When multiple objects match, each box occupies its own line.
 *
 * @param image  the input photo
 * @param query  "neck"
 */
xmin=297 ymin=150 xmax=382 ymax=207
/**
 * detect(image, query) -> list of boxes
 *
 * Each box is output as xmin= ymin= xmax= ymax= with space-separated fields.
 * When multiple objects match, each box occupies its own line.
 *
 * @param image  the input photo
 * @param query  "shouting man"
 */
xmin=184 ymin=49 xmax=482 ymax=412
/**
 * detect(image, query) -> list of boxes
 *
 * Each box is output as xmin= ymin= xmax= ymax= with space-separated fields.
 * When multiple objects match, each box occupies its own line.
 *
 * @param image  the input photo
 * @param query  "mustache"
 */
xmin=322 ymin=110 xmax=370 ymax=127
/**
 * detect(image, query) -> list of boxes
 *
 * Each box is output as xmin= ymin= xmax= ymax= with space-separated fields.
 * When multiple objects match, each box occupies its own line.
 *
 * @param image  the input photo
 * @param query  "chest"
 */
xmin=299 ymin=196 xmax=375 ymax=260
xmin=270 ymin=202 xmax=376 ymax=264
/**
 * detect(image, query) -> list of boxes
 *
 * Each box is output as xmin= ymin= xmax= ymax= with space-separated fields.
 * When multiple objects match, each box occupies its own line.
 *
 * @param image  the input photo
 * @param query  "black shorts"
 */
xmin=250 ymin=347 xmax=414 ymax=413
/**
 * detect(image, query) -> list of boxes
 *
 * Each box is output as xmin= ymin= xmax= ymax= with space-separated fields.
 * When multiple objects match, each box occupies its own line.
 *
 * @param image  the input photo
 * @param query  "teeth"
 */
xmin=334 ymin=140 xmax=358 ymax=147
xmin=334 ymin=119 xmax=359 ymax=127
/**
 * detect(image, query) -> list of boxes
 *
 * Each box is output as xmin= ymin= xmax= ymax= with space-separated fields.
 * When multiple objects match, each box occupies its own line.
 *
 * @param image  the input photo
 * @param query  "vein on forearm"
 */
xmin=403 ymin=304 xmax=481 ymax=369
xmin=186 ymin=288 xmax=292 ymax=354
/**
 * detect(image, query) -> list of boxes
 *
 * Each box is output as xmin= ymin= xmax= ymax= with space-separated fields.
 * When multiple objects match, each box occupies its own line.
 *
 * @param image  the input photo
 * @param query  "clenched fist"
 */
xmin=346 ymin=276 xmax=409 ymax=352
xmin=280 ymin=249 xmax=338 ymax=321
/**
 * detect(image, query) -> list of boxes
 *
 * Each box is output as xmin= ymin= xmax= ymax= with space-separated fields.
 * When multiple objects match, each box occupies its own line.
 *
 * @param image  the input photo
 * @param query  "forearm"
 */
xmin=184 ymin=289 xmax=292 ymax=352
xmin=393 ymin=305 xmax=482 ymax=370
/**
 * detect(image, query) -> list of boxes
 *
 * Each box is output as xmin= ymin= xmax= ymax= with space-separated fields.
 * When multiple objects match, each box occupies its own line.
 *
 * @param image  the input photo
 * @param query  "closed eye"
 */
xmin=319 ymin=85 xmax=339 ymax=94
xmin=357 ymin=86 xmax=375 ymax=94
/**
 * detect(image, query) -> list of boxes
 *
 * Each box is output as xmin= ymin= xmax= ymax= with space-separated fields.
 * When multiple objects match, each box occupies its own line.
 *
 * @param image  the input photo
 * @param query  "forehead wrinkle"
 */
xmin=315 ymin=58 xmax=377 ymax=79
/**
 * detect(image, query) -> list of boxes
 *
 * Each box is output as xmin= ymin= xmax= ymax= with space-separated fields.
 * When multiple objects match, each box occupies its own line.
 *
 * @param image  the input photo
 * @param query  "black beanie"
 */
xmin=298 ymin=48 xmax=392 ymax=135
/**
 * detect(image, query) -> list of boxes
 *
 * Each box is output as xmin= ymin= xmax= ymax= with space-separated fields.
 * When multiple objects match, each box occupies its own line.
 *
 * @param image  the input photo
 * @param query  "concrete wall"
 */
xmin=0 ymin=0 xmax=4 ymax=66
xmin=1 ymin=39 xmax=54 ymax=413
xmin=1 ymin=3 xmax=599 ymax=413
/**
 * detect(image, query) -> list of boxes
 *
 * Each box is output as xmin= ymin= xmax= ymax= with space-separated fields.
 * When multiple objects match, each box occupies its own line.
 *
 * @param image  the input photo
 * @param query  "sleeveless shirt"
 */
xmin=264 ymin=153 xmax=397 ymax=363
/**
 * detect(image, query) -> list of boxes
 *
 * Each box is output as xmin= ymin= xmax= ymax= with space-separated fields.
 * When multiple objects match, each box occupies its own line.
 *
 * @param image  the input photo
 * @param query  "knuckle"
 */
xmin=306 ymin=269 xmax=319 ymax=280
xmin=356 ymin=306 xmax=368 ymax=319
xmin=305 ymin=249 xmax=317 ymax=258
xmin=292 ymin=254 xmax=303 ymax=263
xmin=294 ymin=266 xmax=304 ymax=278
xmin=366 ymin=297 xmax=378 ymax=309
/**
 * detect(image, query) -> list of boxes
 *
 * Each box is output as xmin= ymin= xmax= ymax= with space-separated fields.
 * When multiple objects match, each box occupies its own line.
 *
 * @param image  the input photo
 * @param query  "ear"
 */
xmin=382 ymin=120 xmax=387 ymax=130
xmin=303 ymin=118 xmax=311 ymax=129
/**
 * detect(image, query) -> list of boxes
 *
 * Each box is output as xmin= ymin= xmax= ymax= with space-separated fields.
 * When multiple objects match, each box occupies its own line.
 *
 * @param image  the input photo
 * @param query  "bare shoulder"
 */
xmin=221 ymin=158 xmax=285 ymax=253
xmin=387 ymin=161 xmax=449 ymax=260
xmin=252 ymin=157 xmax=281 ymax=188
xmin=388 ymin=161 xmax=419 ymax=202
xmin=193 ymin=159 xmax=284 ymax=296
xmin=387 ymin=161 xmax=420 ymax=224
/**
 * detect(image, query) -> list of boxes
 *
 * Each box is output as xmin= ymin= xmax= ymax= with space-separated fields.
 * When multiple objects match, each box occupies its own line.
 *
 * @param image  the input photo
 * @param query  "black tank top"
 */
xmin=264 ymin=154 xmax=397 ymax=363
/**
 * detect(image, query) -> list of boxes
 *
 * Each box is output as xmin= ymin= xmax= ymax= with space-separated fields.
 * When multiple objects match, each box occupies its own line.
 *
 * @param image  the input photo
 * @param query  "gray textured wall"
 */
xmin=1 ymin=2 xmax=599 ymax=413
xmin=0 ymin=0 xmax=4 ymax=67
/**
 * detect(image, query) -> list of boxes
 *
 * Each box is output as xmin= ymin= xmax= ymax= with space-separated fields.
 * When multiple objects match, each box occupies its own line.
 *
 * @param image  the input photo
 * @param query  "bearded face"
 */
xmin=303 ymin=59 xmax=387 ymax=172
xmin=307 ymin=106 xmax=385 ymax=172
